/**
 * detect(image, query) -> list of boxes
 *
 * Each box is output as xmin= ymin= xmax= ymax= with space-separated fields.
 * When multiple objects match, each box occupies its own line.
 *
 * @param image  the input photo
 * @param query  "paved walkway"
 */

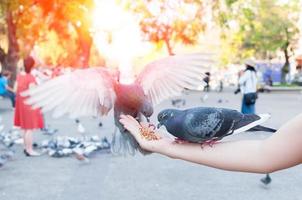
xmin=0 ymin=89 xmax=302 ymax=200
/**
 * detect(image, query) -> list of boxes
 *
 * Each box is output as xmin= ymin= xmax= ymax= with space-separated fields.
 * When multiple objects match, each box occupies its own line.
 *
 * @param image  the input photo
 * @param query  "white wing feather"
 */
xmin=136 ymin=53 xmax=213 ymax=105
xmin=22 ymin=67 xmax=114 ymax=118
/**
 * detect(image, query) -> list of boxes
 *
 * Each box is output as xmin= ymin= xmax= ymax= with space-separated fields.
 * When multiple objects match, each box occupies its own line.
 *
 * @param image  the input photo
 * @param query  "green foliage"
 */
xmin=225 ymin=0 xmax=238 ymax=7
xmin=216 ymin=0 xmax=301 ymax=65
xmin=1 ymin=0 xmax=95 ymax=67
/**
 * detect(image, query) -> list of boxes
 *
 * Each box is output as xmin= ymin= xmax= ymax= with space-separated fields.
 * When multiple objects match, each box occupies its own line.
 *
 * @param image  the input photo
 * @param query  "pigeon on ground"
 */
xmin=0 ymin=129 xmax=22 ymax=148
xmin=23 ymin=54 xmax=212 ymax=155
xmin=41 ymin=125 xmax=59 ymax=135
xmin=0 ymin=150 xmax=14 ymax=167
xmin=98 ymin=122 xmax=103 ymax=127
xmin=157 ymin=107 xmax=276 ymax=144
xmin=200 ymin=94 xmax=209 ymax=102
xmin=0 ymin=121 xmax=17 ymax=168
xmin=37 ymin=135 xmax=111 ymax=159
xmin=75 ymin=119 xmax=86 ymax=134
xmin=0 ymin=156 xmax=6 ymax=168
xmin=260 ymin=173 xmax=272 ymax=185
xmin=171 ymin=98 xmax=186 ymax=108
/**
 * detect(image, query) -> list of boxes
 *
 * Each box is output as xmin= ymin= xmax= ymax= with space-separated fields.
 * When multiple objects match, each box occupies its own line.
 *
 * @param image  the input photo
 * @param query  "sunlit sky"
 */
xmin=92 ymin=0 xmax=153 ymax=83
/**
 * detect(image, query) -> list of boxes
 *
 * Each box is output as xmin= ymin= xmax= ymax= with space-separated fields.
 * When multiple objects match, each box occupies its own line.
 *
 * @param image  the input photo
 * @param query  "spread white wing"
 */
xmin=136 ymin=53 xmax=213 ymax=105
xmin=22 ymin=67 xmax=115 ymax=118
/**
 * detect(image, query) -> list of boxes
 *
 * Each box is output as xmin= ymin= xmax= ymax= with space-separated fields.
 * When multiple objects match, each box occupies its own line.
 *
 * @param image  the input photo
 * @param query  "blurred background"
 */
xmin=1 ymin=1 xmax=302 ymax=200
xmin=0 ymin=0 xmax=302 ymax=88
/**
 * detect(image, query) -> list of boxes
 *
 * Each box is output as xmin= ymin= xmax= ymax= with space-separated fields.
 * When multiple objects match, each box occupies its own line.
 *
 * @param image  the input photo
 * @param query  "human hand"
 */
xmin=119 ymin=115 xmax=174 ymax=153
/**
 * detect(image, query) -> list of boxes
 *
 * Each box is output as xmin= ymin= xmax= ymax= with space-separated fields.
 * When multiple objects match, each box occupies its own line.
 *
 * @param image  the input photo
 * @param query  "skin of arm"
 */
xmin=5 ymin=85 xmax=15 ymax=93
xmin=119 ymin=114 xmax=302 ymax=174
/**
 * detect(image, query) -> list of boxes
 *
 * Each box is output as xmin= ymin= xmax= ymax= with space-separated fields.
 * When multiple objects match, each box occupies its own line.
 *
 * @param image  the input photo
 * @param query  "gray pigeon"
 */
xmin=0 ymin=151 xmax=14 ymax=167
xmin=157 ymin=107 xmax=276 ymax=143
xmin=171 ymin=98 xmax=186 ymax=108
xmin=260 ymin=173 xmax=272 ymax=185
xmin=37 ymin=135 xmax=111 ymax=159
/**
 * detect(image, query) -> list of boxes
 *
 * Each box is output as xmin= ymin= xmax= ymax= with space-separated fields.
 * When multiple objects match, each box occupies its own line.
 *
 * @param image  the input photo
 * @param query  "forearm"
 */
xmin=158 ymin=114 xmax=302 ymax=173
xmin=159 ymin=140 xmax=273 ymax=173
xmin=120 ymin=114 xmax=302 ymax=174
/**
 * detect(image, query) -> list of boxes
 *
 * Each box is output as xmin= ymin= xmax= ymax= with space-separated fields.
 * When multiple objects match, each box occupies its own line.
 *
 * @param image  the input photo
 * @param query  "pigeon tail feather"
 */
xmin=247 ymin=125 xmax=276 ymax=133
xmin=233 ymin=114 xmax=271 ymax=134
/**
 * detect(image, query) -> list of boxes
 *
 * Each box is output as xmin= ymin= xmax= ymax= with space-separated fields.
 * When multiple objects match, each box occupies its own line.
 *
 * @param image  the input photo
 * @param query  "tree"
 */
xmin=33 ymin=0 xmax=94 ymax=68
xmin=125 ymin=0 xmax=205 ymax=55
xmin=216 ymin=0 xmax=300 ymax=82
xmin=0 ymin=0 xmax=20 ymax=85
xmin=0 ymin=0 xmax=95 ymax=86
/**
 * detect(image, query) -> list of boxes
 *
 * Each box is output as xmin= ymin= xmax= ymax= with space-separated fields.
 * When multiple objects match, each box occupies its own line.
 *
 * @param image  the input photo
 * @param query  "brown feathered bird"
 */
xmin=22 ymin=54 xmax=212 ymax=155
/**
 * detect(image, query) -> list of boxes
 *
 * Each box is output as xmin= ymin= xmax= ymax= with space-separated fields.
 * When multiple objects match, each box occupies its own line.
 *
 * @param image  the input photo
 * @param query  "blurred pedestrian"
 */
xmin=0 ymin=71 xmax=16 ymax=108
xmin=14 ymin=56 xmax=44 ymax=156
xmin=238 ymin=60 xmax=258 ymax=114
xmin=218 ymin=80 xmax=223 ymax=92
xmin=203 ymin=72 xmax=211 ymax=92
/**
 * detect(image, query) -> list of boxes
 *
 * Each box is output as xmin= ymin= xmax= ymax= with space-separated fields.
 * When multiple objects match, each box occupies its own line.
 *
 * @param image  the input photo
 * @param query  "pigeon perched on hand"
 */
xmin=157 ymin=107 xmax=276 ymax=144
xmin=22 ymin=54 xmax=211 ymax=155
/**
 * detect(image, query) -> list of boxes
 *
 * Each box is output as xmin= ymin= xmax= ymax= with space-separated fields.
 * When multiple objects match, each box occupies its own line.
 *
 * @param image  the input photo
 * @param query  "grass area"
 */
xmin=272 ymin=83 xmax=300 ymax=87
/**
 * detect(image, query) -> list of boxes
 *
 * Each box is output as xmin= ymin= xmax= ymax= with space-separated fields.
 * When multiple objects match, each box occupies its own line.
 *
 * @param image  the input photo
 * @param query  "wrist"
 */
xmin=157 ymin=142 xmax=178 ymax=159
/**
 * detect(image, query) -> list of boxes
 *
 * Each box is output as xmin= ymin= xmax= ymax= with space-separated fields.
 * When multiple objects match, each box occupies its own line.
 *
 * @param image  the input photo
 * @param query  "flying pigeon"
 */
xmin=157 ymin=107 xmax=276 ymax=144
xmin=22 ymin=54 xmax=212 ymax=155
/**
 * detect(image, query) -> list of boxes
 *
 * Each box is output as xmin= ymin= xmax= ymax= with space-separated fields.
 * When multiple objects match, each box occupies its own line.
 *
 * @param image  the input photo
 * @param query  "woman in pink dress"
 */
xmin=14 ymin=56 xmax=44 ymax=156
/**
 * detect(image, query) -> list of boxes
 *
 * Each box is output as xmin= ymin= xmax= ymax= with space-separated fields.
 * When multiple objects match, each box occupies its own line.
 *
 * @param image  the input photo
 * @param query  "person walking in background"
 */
xmin=203 ymin=72 xmax=211 ymax=92
xmin=0 ymin=71 xmax=16 ymax=108
xmin=238 ymin=60 xmax=258 ymax=114
xmin=14 ymin=56 xmax=44 ymax=156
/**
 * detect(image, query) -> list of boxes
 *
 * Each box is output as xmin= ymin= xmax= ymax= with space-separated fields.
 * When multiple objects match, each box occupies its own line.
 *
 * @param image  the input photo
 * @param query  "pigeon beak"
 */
xmin=157 ymin=123 xmax=163 ymax=129
xmin=146 ymin=117 xmax=150 ymax=123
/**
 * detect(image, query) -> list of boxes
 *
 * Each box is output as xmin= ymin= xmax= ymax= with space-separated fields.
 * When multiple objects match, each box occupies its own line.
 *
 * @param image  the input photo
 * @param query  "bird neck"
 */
xmin=166 ymin=113 xmax=183 ymax=133
xmin=118 ymin=61 xmax=135 ymax=84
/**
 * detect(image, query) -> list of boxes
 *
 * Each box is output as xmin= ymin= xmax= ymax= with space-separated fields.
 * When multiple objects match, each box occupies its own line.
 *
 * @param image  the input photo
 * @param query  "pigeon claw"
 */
xmin=148 ymin=124 xmax=156 ymax=131
xmin=173 ymin=138 xmax=189 ymax=144
xmin=200 ymin=140 xmax=217 ymax=149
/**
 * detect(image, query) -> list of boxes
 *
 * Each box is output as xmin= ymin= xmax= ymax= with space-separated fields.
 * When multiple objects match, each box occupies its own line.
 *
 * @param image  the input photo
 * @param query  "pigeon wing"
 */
xmin=22 ymin=67 xmax=115 ymax=118
xmin=183 ymin=108 xmax=224 ymax=141
xmin=136 ymin=53 xmax=213 ymax=105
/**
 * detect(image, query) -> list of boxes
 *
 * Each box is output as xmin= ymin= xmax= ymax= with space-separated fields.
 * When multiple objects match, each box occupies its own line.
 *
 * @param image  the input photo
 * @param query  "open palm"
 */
xmin=119 ymin=115 xmax=174 ymax=153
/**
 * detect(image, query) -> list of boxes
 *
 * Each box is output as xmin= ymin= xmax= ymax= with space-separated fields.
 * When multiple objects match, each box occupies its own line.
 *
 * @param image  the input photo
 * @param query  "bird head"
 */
xmin=157 ymin=109 xmax=177 ymax=128
xmin=141 ymin=99 xmax=153 ymax=118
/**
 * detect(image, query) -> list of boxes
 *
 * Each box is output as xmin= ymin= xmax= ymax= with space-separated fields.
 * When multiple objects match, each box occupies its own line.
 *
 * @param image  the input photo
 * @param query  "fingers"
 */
xmin=120 ymin=115 xmax=140 ymax=126
xmin=140 ymin=122 xmax=149 ymax=128
xmin=119 ymin=115 xmax=163 ymax=152
xmin=119 ymin=115 xmax=141 ymax=140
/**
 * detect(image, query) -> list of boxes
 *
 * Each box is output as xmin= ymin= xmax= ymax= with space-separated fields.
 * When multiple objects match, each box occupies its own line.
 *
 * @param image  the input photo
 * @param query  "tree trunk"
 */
xmin=164 ymin=38 xmax=174 ymax=56
xmin=0 ymin=47 xmax=6 ymax=68
xmin=4 ymin=11 xmax=19 ymax=86
xmin=281 ymin=44 xmax=290 ymax=83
